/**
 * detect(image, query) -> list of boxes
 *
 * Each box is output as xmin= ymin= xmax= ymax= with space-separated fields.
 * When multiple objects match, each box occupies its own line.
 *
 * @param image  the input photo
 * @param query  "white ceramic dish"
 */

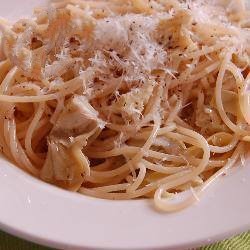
xmin=0 ymin=1 xmax=250 ymax=249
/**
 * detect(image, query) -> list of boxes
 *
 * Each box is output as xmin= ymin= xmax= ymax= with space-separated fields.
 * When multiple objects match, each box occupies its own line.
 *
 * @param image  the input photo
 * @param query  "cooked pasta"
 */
xmin=0 ymin=0 xmax=249 ymax=212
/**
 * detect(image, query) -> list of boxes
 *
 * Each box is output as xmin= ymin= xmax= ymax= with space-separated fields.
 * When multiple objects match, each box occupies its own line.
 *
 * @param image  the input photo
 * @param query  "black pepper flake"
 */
xmin=117 ymin=53 xmax=123 ymax=58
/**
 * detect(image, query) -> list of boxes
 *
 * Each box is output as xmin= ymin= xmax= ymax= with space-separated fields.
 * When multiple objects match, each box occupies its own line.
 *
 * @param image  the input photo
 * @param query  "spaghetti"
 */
xmin=0 ymin=0 xmax=249 ymax=212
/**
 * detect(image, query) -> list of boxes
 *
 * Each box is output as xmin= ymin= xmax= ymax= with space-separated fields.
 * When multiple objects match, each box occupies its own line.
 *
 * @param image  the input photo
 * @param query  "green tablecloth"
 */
xmin=0 ymin=231 xmax=249 ymax=250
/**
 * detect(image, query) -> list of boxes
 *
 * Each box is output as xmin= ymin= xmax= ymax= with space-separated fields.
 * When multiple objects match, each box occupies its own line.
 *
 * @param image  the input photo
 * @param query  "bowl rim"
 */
xmin=0 ymin=156 xmax=249 ymax=250
xmin=0 ymin=0 xmax=250 ymax=249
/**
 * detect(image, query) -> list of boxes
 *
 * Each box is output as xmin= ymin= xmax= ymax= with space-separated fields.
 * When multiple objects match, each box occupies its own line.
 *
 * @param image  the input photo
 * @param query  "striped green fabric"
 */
xmin=200 ymin=232 xmax=250 ymax=250
xmin=0 ymin=232 xmax=50 ymax=250
xmin=0 ymin=231 xmax=249 ymax=249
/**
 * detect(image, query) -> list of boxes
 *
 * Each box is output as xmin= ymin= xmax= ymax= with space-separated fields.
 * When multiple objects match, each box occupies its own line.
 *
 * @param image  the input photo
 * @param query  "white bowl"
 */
xmin=0 ymin=1 xmax=250 ymax=249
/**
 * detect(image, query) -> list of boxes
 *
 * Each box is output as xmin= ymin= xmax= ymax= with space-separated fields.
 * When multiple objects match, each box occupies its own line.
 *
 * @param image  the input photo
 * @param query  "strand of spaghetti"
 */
xmin=201 ymin=142 xmax=243 ymax=191
xmin=124 ymin=154 xmax=137 ymax=180
xmin=3 ymin=113 xmax=11 ymax=147
xmin=163 ymin=131 xmax=202 ymax=148
xmin=86 ymin=146 xmax=184 ymax=162
xmin=50 ymin=96 xmax=65 ymax=124
xmin=79 ymin=170 xmax=192 ymax=200
xmin=176 ymin=57 xmax=200 ymax=85
xmin=0 ymin=93 xmax=59 ymax=103
xmin=145 ymin=88 xmax=163 ymax=126
xmin=182 ymin=43 xmax=225 ymax=59
xmin=87 ymin=137 xmax=118 ymax=151
xmin=0 ymin=127 xmax=12 ymax=159
xmin=142 ymin=159 xmax=189 ymax=174
xmin=143 ymin=84 xmax=159 ymax=117
xmin=174 ymin=116 xmax=193 ymax=129
xmin=34 ymin=118 xmax=50 ymax=134
xmin=25 ymin=102 xmax=45 ymax=166
xmin=133 ymin=123 xmax=176 ymax=140
xmin=114 ymin=123 xmax=176 ymax=141
xmin=106 ymin=123 xmax=141 ymax=133
xmin=126 ymin=175 xmax=133 ymax=184
xmin=85 ymin=128 xmax=103 ymax=146
xmin=85 ymin=171 xmax=128 ymax=184
xmin=89 ymin=129 xmax=205 ymax=180
xmin=209 ymin=135 xmax=239 ymax=154
xmin=126 ymin=163 xmax=146 ymax=193
xmin=154 ymin=126 xmax=210 ymax=212
xmin=143 ymin=117 xmax=160 ymax=150
xmin=92 ymin=183 xmax=130 ymax=193
xmin=169 ymin=142 xmax=242 ymax=204
xmin=215 ymin=51 xmax=249 ymax=135
xmin=0 ymin=76 xmax=84 ymax=103
xmin=91 ymin=83 xmax=119 ymax=99
xmin=188 ymin=157 xmax=226 ymax=169
xmin=8 ymin=119 xmax=39 ymax=175
xmin=192 ymin=57 xmax=218 ymax=74
xmin=170 ymin=61 xmax=220 ymax=89
xmin=16 ymin=117 xmax=33 ymax=132
xmin=0 ymin=66 xmax=18 ymax=94
xmin=91 ymin=159 xmax=115 ymax=171
xmin=88 ymin=146 xmax=170 ymax=183
xmin=177 ymin=127 xmax=211 ymax=173
xmin=0 ymin=59 xmax=11 ymax=83
xmin=10 ymin=82 xmax=42 ymax=94
xmin=91 ymin=123 xmax=176 ymax=152
xmin=88 ymin=124 xmax=166 ymax=180
xmin=227 ymin=61 xmax=250 ymax=125
xmin=165 ymin=95 xmax=182 ymax=123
